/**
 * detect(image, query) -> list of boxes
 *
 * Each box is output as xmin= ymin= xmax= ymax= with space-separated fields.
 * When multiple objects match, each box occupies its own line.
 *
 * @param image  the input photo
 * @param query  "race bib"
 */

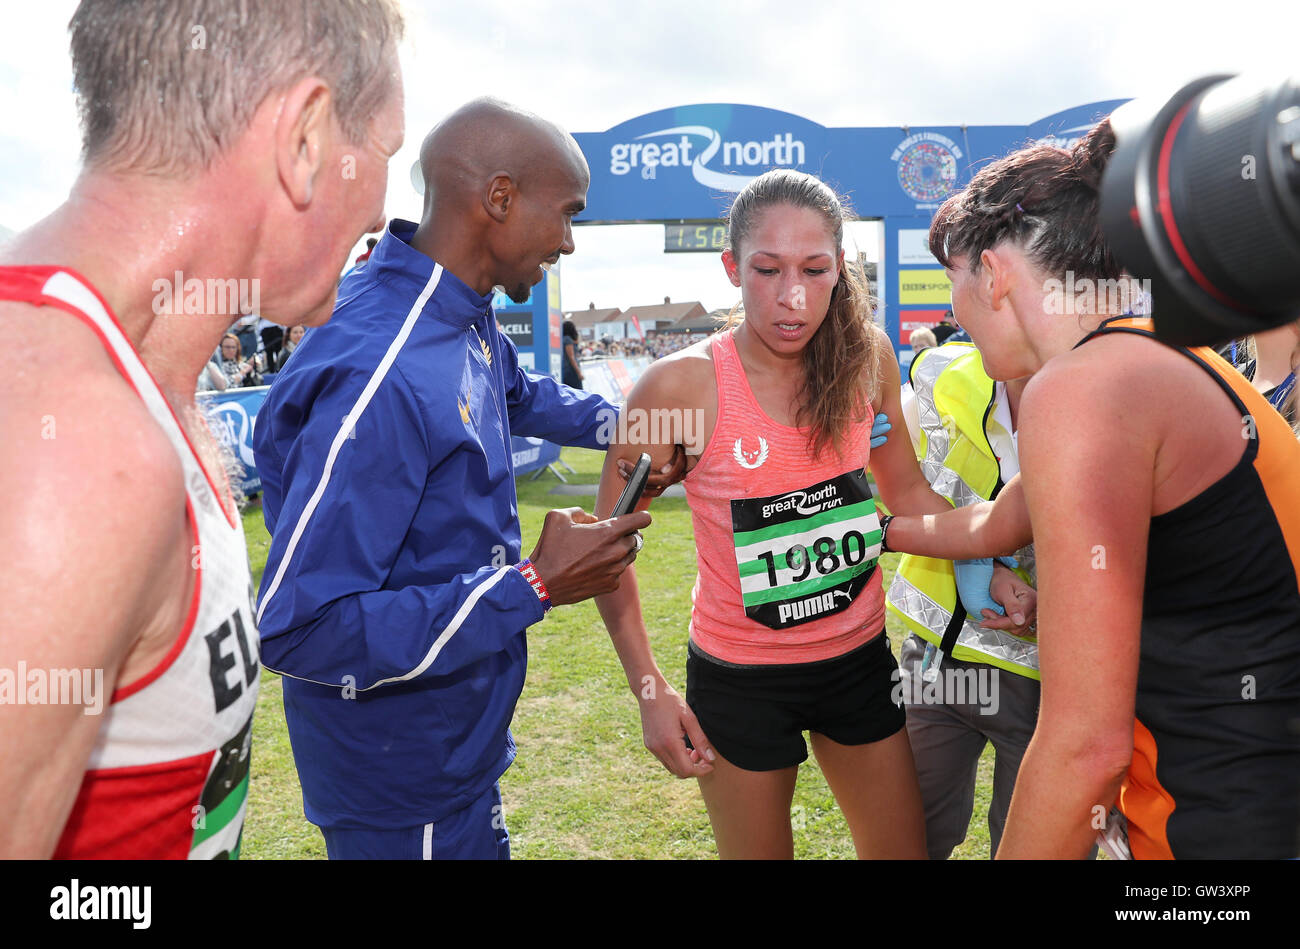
xmin=731 ymin=470 xmax=881 ymax=629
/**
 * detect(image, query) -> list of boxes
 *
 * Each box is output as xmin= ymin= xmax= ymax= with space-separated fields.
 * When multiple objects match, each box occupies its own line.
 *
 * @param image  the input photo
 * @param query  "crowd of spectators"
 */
xmin=195 ymin=318 xmax=308 ymax=395
xmin=198 ymin=310 xmax=717 ymax=400
xmin=580 ymin=330 xmax=713 ymax=362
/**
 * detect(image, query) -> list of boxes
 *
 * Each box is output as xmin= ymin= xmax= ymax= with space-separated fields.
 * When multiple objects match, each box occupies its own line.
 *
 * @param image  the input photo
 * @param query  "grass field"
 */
xmin=241 ymin=447 xmax=999 ymax=859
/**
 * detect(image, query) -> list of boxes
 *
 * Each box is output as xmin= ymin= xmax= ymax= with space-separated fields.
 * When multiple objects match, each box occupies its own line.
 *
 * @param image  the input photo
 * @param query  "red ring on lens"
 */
xmin=1155 ymin=101 xmax=1243 ymax=309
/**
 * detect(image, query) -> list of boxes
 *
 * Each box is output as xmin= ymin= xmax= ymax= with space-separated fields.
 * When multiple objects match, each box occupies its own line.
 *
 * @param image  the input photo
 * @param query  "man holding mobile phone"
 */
xmin=254 ymin=98 xmax=683 ymax=860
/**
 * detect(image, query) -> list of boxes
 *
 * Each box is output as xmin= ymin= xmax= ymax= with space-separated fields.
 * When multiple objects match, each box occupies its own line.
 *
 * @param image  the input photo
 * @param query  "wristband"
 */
xmin=879 ymin=515 xmax=895 ymax=553
xmin=515 ymin=558 xmax=552 ymax=612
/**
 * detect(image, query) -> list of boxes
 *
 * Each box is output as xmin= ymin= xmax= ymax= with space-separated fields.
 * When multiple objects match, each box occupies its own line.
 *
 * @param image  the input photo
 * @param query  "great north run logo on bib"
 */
xmin=730 ymin=470 xmax=881 ymax=630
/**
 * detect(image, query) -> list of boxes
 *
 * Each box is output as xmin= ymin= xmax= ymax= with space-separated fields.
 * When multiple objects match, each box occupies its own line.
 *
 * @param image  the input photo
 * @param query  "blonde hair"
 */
xmin=910 ymin=327 xmax=938 ymax=352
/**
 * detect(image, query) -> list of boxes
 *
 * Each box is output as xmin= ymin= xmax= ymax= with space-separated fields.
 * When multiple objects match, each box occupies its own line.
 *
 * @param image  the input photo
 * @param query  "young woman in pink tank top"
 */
xmin=593 ymin=169 xmax=1035 ymax=859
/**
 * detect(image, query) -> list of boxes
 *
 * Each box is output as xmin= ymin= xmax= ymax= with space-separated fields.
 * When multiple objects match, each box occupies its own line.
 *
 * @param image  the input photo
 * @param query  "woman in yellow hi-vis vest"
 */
xmin=888 ymin=340 xmax=1043 ymax=859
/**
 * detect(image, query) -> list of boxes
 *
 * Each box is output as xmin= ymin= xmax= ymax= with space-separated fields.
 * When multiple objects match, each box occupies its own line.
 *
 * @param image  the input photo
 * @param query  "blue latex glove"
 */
xmin=953 ymin=558 xmax=1004 ymax=618
xmin=870 ymin=412 xmax=891 ymax=449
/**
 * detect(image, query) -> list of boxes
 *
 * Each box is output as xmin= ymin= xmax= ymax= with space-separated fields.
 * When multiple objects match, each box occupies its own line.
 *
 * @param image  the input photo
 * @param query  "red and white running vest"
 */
xmin=0 ymin=266 xmax=259 ymax=859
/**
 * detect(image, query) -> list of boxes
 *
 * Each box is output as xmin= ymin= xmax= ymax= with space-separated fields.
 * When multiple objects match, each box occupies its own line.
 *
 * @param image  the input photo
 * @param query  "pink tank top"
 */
xmin=684 ymin=328 xmax=885 ymax=665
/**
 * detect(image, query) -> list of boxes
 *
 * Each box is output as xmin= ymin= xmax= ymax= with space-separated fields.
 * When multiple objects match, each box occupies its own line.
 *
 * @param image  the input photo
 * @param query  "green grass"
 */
xmin=241 ymin=448 xmax=998 ymax=859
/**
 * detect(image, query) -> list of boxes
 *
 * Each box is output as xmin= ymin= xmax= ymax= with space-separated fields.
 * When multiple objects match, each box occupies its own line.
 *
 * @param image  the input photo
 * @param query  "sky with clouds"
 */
xmin=1 ymin=0 xmax=1295 ymax=314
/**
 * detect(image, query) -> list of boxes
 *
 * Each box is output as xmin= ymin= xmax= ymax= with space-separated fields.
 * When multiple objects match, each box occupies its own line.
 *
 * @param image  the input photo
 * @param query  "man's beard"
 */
xmin=506 ymin=282 xmax=531 ymax=304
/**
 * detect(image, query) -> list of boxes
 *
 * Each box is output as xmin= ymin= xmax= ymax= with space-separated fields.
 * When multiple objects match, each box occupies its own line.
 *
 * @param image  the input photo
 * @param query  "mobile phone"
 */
xmin=611 ymin=452 xmax=652 ymax=517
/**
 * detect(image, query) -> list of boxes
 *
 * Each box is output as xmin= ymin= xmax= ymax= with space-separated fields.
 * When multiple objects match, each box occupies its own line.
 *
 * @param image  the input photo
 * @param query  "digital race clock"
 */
xmin=664 ymin=222 xmax=727 ymax=253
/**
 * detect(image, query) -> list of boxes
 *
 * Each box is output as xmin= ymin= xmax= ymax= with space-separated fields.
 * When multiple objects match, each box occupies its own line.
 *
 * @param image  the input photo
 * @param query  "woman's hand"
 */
xmin=618 ymin=444 xmax=688 ymax=499
xmin=979 ymin=562 xmax=1037 ymax=636
xmin=637 ymin=677 xmax=716 ymax=777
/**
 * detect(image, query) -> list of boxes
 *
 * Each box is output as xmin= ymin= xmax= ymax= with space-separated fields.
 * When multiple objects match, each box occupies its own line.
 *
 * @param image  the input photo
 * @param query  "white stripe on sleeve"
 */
xmin=256 ymin=265 xmax=442 ymax=628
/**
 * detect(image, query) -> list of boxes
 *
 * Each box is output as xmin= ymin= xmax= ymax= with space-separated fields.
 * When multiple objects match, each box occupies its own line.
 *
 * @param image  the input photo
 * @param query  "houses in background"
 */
xmin=563 ymin=256 xmax=874 ymax=343
xmin=564 ymin=296 xmax=730 ymax=342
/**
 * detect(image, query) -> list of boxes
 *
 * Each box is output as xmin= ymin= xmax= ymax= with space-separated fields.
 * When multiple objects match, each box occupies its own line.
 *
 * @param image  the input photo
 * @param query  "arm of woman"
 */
xmin=887 ymin=475 xmax=1032 ymax=559
xmin=994 ymin=364 xmax=1149 ymax=858
xmin=866 ymin=329 xmax=959 ymax=519
xmin=593 ymin=358 xmax=715 ymax=778
xmin=870 ymin=333 xmax=1031 ymax=623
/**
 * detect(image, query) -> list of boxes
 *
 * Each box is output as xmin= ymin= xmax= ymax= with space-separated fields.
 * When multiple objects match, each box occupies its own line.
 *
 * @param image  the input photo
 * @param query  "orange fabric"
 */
xmin=1120 ymin=718 xmax=1175 ymax=860
xmin=1198 ymin=348 xmax=1300 ymax=599
xmin=684 ymin=329 xmax=884 ymax=664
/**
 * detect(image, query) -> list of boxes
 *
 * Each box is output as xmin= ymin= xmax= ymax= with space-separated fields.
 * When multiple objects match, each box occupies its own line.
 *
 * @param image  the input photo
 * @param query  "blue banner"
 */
xmin=574 ymin=100 xmax=1127 ymax=223
xmin=572 ymin=99 xmax=1129 ymax=354
xmin=197 ymin=385 xmax=269 ymax=498
xmin=199 ymin=361 xmax=654 ymax=486
xmin=511 ymin=435 xmax=563 ymax=475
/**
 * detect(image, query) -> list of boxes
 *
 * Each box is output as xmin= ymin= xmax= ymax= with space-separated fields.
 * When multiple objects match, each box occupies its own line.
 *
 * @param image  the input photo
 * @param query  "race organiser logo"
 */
xmin=609 ymin=126 xmax=807 ymax=192
xmin=892 ymin=132 xmax=962 ymax=207
xmin=760 ymin=482 xmax=844 ymax=520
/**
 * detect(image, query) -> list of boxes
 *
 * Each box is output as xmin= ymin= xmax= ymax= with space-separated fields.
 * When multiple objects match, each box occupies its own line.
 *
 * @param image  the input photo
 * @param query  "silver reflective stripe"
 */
xmin=887 ymin=569 xmax=953 ymax=633
xmin=931 ymin=465 xmax=984 ymax=509
xmin=888 ymin=573 xmax=1039 ymax=674
xmin=911 ymin=347 xmax=985 ymax=508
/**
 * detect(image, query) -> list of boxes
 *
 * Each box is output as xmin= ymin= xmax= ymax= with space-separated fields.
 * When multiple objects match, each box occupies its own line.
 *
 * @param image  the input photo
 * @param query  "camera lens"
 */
xmin=1100 ymin=73 xmax=1300 ymax=346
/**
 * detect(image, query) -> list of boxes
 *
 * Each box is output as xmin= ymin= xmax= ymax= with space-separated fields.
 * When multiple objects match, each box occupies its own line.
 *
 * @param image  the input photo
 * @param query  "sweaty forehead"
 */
xmin=742 ymin=206 xmax=838 ymax=257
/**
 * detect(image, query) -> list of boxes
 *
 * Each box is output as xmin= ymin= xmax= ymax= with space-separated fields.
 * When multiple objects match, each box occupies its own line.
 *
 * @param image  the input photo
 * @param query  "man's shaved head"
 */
xmin=412 ymin=98 xmax=590 ymax=303
xmin=418 ymin=98 xmax=588 ymax=213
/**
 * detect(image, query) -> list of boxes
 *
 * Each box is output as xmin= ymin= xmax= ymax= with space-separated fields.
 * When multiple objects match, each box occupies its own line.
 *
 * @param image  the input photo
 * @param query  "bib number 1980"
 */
xmin=731 ymin=470 xmax=881 ymax=630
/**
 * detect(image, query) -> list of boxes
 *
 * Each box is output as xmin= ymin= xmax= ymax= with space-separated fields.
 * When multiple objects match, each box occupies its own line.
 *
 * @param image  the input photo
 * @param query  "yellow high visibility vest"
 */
xmin=885 ymin=343 xmax=1039 ymax=679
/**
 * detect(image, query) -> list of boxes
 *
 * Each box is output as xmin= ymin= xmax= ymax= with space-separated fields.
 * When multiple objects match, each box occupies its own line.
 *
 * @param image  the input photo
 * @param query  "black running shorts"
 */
xmin=685 ymin=631 xmax=906 ymax=772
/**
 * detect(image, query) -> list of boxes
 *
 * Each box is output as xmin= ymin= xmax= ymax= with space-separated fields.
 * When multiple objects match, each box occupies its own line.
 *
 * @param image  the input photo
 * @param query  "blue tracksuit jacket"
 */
xmin=253 ymin=220 xmax=614 ymax=828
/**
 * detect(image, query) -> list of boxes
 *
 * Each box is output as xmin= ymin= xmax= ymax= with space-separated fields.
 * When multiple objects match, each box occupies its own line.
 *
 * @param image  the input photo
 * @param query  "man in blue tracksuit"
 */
xmin=253 ymin=100 xmax=656 ymax=859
